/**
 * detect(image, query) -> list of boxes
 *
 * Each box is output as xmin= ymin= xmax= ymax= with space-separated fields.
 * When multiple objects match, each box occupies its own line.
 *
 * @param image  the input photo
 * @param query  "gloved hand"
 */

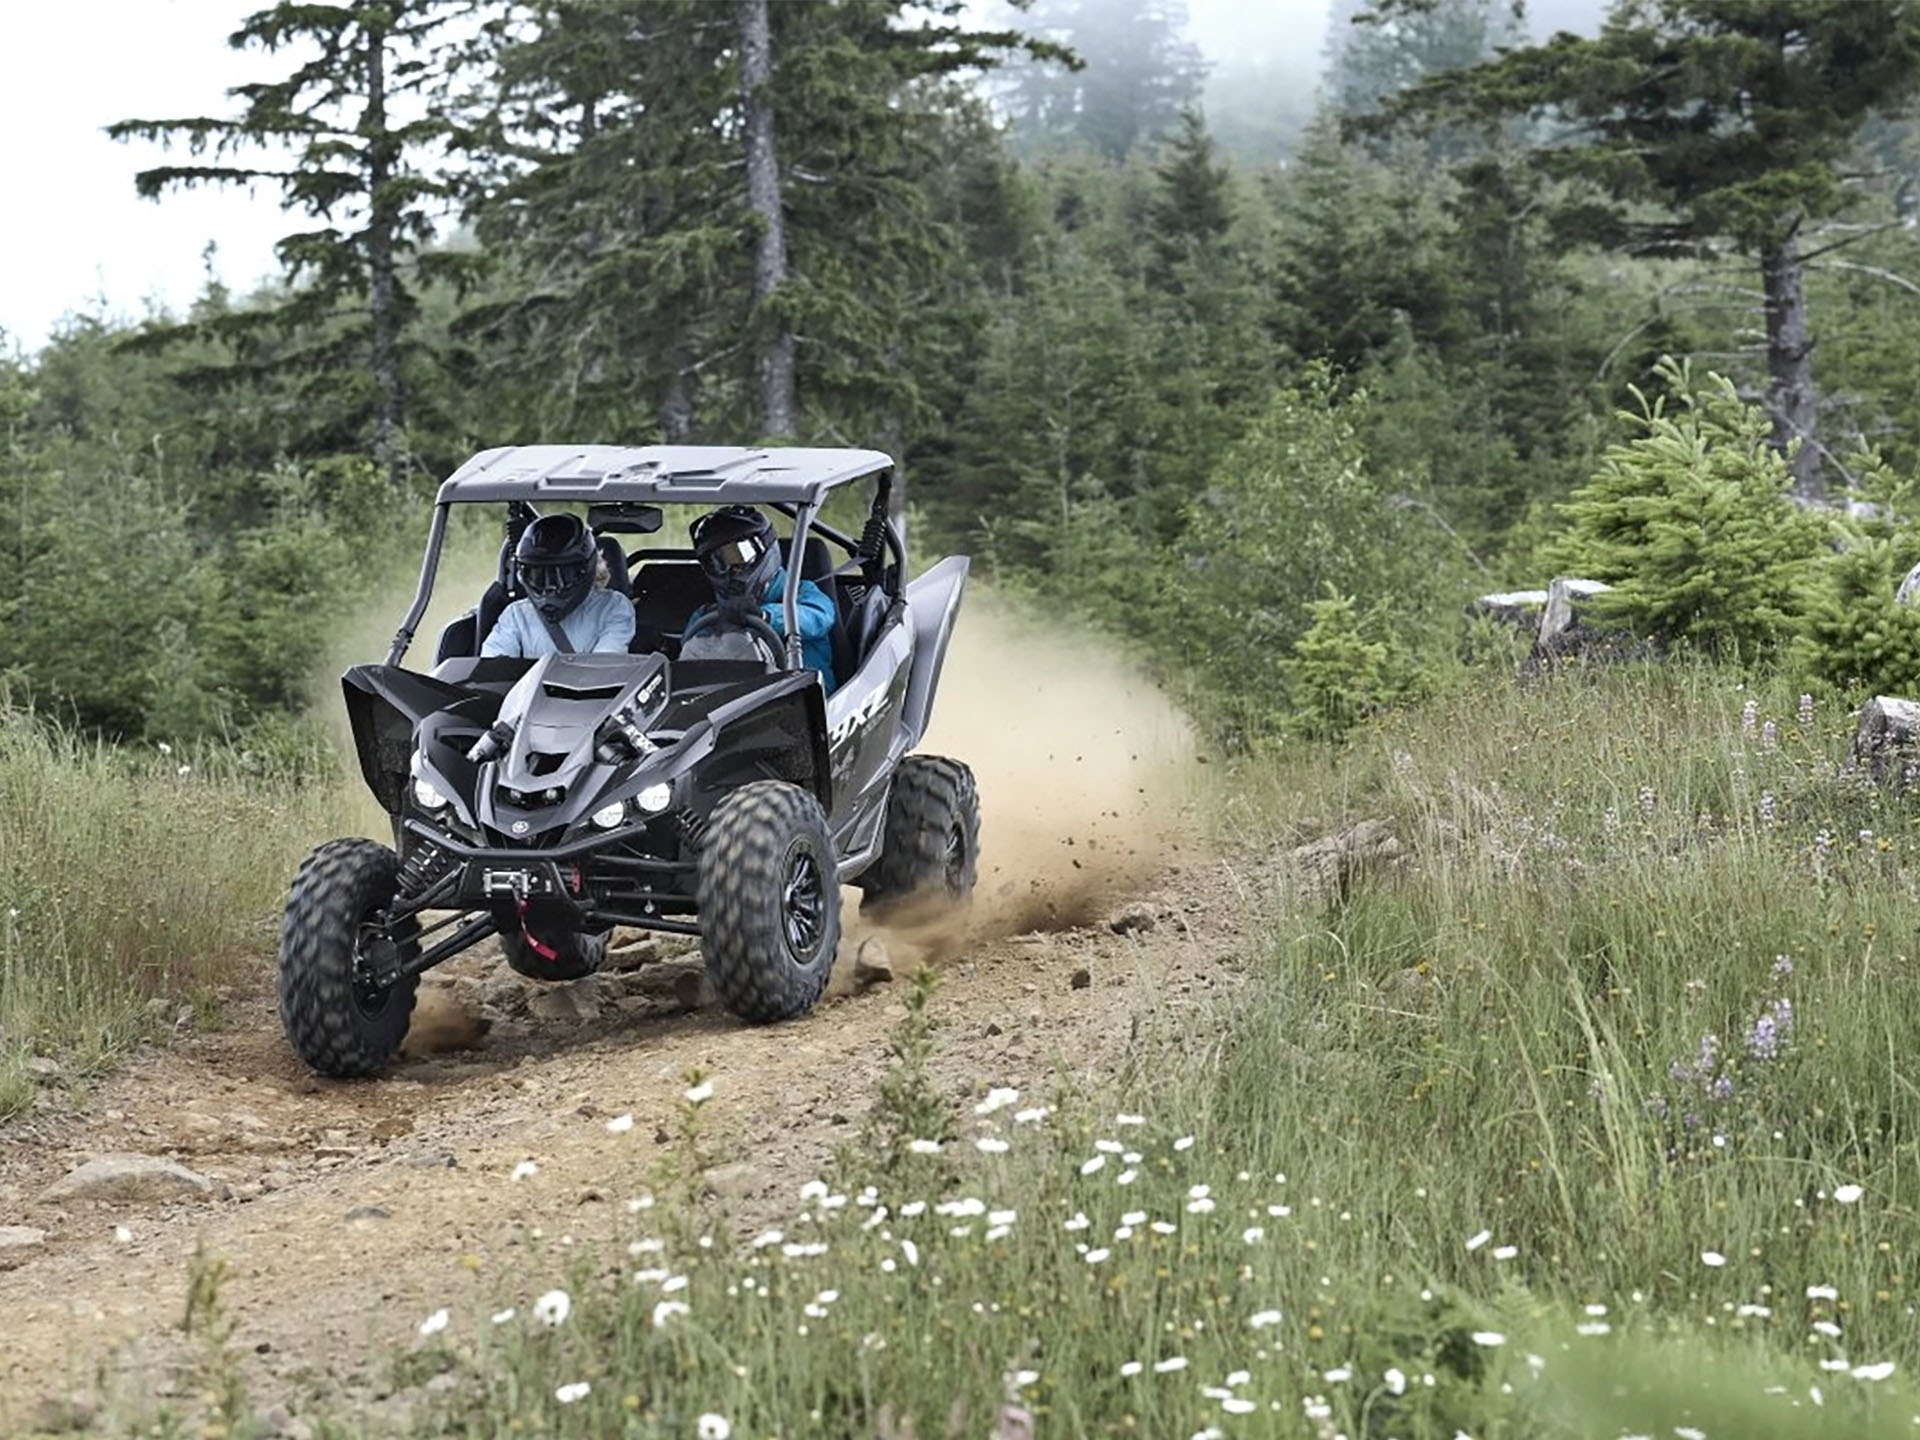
xmin=716 ymin=594 xmax=761 ymax=626
xmin=505 ymin=500 xmax=536 ymax=547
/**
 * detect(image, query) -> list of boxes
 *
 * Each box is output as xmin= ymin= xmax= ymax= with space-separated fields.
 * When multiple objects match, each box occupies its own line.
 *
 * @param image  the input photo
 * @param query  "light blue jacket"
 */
xmin=481 ymin=587 xmax=636 ymax=658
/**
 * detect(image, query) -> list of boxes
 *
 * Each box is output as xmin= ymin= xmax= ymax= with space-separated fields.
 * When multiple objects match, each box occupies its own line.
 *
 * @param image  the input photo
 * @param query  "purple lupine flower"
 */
xmin=1696 ymin=1033 xmax=1721 ymax=1073
xmin=1741 ymin=699 xmax=1759 ymax=737
xmin=1745 ymin=999 xmax=1792 ymax=1062
xmin=1771 ymin=954 xmax=1794 ymax=982
xmin=1639 ymin=785 xmax=1656 ymax=816
xmin=1758 ymin=791 xmax=1777 ymax=825
xmin=1761 ymin=720 xmax=1779 ymax=751
xmin=1798 ymin=693 xmax=1815 ymax=727
xmin=1710 ymin=1074 xmax=1735 ymax=1102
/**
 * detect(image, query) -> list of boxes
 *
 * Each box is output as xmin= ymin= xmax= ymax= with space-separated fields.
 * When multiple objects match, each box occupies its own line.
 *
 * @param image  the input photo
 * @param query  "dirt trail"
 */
xmin=0 ymin=605 xmax=1244 ymax=1428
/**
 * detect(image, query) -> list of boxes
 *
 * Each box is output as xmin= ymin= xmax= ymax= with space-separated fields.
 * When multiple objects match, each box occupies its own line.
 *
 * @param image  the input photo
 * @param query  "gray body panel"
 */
xmin=898 ymin=556 xmax=969 ymax=751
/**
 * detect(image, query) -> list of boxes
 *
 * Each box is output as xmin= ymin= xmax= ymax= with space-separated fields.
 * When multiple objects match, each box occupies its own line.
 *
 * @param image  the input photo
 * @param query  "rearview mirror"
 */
xmin=587 ymin=503 xmax=665 ymax=535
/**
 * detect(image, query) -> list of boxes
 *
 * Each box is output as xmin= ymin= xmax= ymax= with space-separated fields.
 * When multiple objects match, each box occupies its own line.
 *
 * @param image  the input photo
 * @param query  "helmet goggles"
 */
xmin=699 ymin=534 xmax=767 ymax=578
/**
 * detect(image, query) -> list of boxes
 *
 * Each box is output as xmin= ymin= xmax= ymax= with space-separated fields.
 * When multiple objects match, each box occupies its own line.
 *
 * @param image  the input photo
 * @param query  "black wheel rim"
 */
xmin=783 ymin=846 xmax=827 ymax=959
xmin=350 ymin=917 xmax=397 ymax=1018
xmin=943 ymin=822 xmax=969 ymax=894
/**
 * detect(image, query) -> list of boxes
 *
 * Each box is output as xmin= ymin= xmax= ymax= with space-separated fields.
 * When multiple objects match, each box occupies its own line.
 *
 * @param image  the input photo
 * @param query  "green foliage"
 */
xmin=1546 ymin=358 xmax=1827 ymax=656
xmin=1373 ymin=0 xmax=1920 ymax=254
xmin=1793 ymin=459 xmax=1920 ymax=696
xmin=1282 ymin=588 xmax=1397 ymax=742
xmin=109 ymin=0 xmax=475 ymax=489
xmin=0 ymin=703 xmax=349 ymax=1117
xmin=1175 ymin=368 xmax=1455 ymax=740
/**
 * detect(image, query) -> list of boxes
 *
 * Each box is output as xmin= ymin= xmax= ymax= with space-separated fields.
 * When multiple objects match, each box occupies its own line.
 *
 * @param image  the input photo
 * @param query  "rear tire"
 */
xmin=859 ymin=755 xmax=980 ymax=921
xmin=278 ymin=839 xmax=420 ymax=1078
xmin=698 ymin=781 xmax=841 ymax=1023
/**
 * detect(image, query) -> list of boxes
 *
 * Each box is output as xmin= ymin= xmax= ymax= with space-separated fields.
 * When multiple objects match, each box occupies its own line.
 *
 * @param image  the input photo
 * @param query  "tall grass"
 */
xmin=220 ymin=657 xmax=1918 ymax=1438
xmin=0 ymin=704 xmax=353 ymax=1115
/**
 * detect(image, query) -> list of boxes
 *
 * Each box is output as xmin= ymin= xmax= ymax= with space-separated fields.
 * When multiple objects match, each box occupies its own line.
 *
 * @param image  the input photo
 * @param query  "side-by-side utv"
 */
xmin=279 ymin=445 xmax=977 ymax=1077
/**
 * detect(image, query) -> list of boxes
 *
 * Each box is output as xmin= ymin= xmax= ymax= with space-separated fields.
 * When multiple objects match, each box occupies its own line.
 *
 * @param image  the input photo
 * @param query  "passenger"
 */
xmin=683 ymin=505 xmax=836 ymax=693
xmin=481 ymin=513 xmax=636 ymax=657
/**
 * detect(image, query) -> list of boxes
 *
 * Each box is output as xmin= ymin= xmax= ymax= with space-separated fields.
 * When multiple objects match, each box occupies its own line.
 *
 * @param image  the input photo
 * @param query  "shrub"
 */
xmin=1794 ymin=456 xmax=1920 ymax=697
xmin=1546 ymin=357 xmax=1827 ymax=658
xmin=1174 ymin=366 xmax=1456 ymax=741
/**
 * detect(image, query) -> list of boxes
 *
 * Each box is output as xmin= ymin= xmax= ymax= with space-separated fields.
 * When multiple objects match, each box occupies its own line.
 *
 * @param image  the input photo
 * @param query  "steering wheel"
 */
xmin=682 ymin=607 xmax=786 ymax=668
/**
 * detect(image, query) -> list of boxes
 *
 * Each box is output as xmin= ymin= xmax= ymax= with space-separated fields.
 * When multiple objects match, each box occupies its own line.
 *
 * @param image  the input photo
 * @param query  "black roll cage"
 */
xmin=386 ymin=476 xmax=906 ymax=670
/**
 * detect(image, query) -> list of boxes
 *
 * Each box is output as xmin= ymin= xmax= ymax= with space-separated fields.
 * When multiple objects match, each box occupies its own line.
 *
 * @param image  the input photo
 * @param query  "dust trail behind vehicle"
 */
xmin=871 ymin=593 xmax=1198 ymax=959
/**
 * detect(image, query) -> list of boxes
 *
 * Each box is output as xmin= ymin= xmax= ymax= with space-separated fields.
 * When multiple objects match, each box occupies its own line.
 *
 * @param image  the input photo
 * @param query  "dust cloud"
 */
xmin=866 ymin=592 xmax=1197 ymax=960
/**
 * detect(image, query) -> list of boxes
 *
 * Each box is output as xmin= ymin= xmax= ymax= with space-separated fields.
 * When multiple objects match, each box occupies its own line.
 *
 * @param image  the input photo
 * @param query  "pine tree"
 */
xmin=464 ymin=0 xmax=1034 ymax=446
xmin=110 ymin=1 xmax=469 ymax=491
xmin=1546 ymin=358 xmax=1827 ymax=656
xmin=1146 ymin=109 xmax=1231 ymax=289
xmin=1324 ymin=0 xmax=1521 ymax=120
xmin=997 ymin=0 xmax=1208 ymax=160
xmin=1365 ymin=0 xmax=1920 ymax=502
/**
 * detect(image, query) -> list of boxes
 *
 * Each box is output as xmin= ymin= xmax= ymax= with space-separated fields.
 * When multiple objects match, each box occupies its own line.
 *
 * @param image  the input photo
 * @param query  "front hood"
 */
xmin=494 ymin=652 xmax=668 ymax=795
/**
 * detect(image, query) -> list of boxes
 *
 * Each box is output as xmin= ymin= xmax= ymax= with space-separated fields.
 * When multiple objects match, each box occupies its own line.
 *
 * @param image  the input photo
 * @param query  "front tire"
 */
xmin=277 ymin=838 xmax=420 ymax=1078
xmin=859 ymin=755 xmax=980 ymax=921
xmin=698 ymin=781 xmax=841 ymax=1023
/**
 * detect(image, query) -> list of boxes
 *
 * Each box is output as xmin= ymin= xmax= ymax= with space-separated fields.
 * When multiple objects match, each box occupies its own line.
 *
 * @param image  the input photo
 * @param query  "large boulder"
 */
xmin=1849 ymin=696 xmax=1920 ymax=790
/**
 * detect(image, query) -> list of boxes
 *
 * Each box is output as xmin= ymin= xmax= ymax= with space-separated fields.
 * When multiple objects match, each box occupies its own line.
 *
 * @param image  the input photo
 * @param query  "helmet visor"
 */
xmin=523 ymin=559 xmax=589 ymax=597
xmin=700 ymin=535 xmax=767 ymax=577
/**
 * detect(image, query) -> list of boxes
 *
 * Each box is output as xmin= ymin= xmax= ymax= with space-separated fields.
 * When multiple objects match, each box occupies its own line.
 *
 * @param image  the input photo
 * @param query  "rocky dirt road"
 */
xmin=0 ymin=610 xmax=1234 ymax=1432
xmin=0 ymin=864 xmax=1250 ymax=1431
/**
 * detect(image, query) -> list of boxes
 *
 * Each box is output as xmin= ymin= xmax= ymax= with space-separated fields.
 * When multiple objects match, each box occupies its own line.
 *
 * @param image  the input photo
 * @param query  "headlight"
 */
xmin=636 ymin=782 xmax=673 ymax=814
xmin=412 ymin=776 xmax=450 ymax=811
xmin=590 ymin=800 xmax=627 ymax=830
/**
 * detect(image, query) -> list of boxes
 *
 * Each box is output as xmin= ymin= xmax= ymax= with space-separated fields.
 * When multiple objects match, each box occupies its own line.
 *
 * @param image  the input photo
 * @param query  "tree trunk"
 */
xmin=1760 ymin=220 xmax=1821 ymax=503
xmin=364 ymin=22 xmax=405 ymax=491
xmin=737 ymin=0 xmax=796 ymax=439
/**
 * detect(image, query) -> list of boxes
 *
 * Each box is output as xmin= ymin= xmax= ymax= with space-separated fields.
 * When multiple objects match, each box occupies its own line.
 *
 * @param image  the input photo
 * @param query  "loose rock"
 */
xmin=1108 ymin=901 xmax=1157 ymax=936
xmin=1069 ymin=967 xmax=1092 ymax=991
xmin=853 ymin=938 xmax=894 ymax=989
xmin=40 ymin=1154 xmax=213 ymax=1205
xmin=27 ymin=1395 xmax=95 ymax=1434
xmin=528 ymin=981 xmax=600 ymax=1023
xmin=0 ymin=1225 xmax=47 ymax=1268
xmin=702 ymin=1162 xmax=761 ymax=1203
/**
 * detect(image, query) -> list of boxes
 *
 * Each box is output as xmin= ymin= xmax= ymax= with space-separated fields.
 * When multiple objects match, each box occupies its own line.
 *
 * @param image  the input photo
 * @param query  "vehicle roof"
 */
xmin=435 ymin=444 xmax=895 ymax=507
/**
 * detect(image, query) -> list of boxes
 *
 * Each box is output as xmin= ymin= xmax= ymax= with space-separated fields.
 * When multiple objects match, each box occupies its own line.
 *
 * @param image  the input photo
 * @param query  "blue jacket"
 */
xmin=482 ymin=587 xmax=636 ymax=658
xmin=684 ymin=570 xmax=837 ymax=694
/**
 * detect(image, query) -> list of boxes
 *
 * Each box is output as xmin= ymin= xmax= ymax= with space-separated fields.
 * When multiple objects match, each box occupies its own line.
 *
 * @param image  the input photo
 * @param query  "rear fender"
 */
xmin=342 ymin=665 xmax=488 ymax=815
xmin=898 ymin=556 xmax=969 ymax=750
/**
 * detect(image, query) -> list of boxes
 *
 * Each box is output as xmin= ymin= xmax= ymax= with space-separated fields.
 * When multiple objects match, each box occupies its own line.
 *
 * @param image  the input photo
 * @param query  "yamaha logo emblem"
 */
xmin=511 ymin=821 xmax=529 ymax=835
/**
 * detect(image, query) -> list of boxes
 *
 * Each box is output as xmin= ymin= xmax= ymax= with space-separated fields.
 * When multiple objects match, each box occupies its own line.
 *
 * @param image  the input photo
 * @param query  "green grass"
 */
xmin=0 ymin=703 xmax=353 ymax=1116
xmin=165 ymin=656 xmax=1904 ymax=1440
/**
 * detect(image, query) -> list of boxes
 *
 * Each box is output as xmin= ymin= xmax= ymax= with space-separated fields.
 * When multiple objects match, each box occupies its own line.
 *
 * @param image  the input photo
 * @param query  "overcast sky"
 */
xmin=0 ymin=0 xmax=1317 ymax=356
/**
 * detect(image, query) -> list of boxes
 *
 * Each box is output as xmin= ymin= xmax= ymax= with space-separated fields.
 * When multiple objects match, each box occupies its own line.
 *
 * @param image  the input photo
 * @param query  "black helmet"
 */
xmin=514 ymin=512 xmax=598 ymax=620
xmin=691 ymin=505 xmax=779 ymax=606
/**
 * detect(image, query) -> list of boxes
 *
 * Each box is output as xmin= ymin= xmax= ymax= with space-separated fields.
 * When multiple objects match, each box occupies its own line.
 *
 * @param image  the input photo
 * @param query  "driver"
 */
xmin=682 ymin=504 xmax=837 ymax=693
xmin=482 ymin=512 xmax=636 ymax=657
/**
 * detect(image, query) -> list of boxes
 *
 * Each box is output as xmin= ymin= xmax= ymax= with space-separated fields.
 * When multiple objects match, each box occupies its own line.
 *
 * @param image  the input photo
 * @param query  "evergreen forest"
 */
xmin=7 ymin=0 xmax=1920 ymax=750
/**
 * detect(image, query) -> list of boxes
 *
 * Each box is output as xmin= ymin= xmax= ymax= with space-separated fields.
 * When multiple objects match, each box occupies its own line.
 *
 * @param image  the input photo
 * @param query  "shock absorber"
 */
xmin=398 ymin=839 xmax=456 ymax=898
